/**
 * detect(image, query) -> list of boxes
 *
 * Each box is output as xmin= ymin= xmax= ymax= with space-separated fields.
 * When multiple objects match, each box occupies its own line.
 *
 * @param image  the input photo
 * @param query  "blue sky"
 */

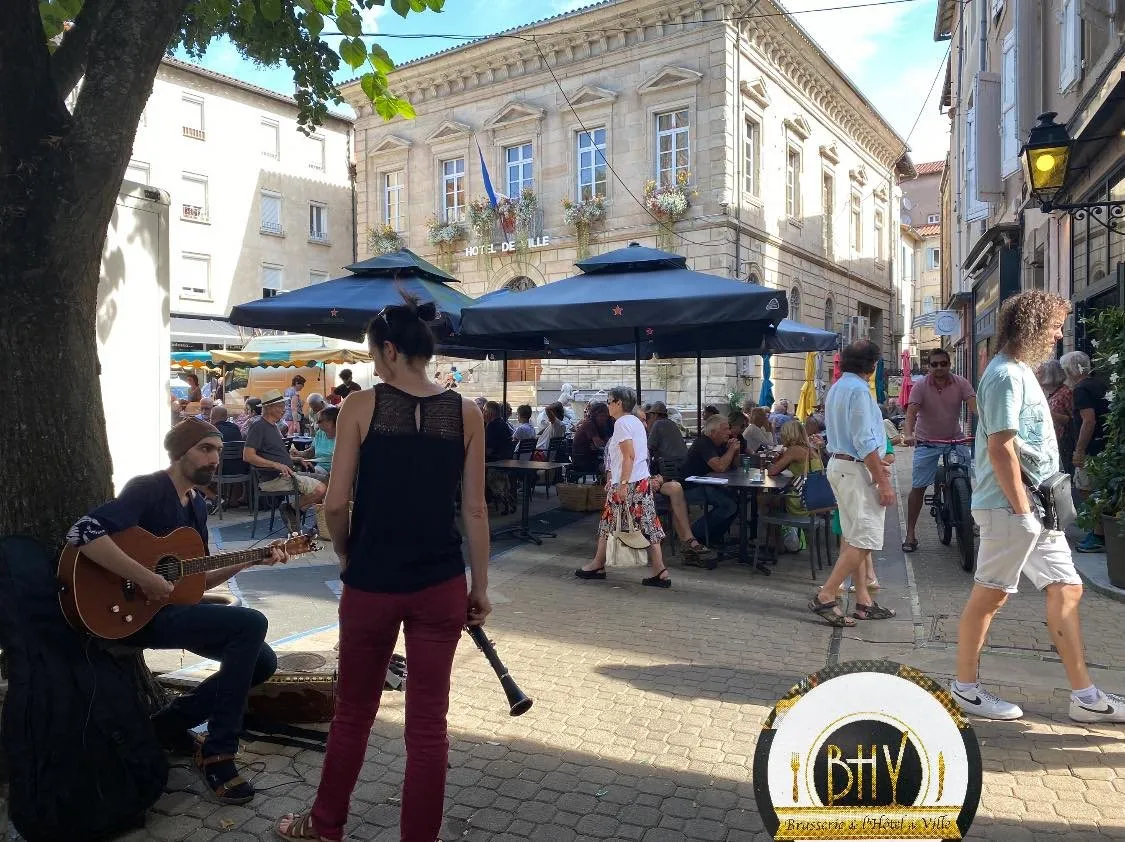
xmin=178 ymin=0 xmax=950 ymax=163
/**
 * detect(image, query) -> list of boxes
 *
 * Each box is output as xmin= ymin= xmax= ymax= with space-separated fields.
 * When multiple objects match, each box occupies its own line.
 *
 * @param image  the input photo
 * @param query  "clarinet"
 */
xmin=465 ymin=625 xmax=533 ymax=716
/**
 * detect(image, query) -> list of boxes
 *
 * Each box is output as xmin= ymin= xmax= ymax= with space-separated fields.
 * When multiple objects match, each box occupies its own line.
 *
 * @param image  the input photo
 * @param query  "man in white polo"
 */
xmin=808 ymin=340 xmax=896 ymax=627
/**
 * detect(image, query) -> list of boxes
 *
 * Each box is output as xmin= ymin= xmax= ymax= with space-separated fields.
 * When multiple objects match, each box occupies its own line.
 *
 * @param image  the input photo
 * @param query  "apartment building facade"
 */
xmin=343 ymin=0 xmax=912 ymax=408
xmin=901 ymin=161 xmax=945 ymax=366
xmin=122 ymin=59 xmax=354 ymax=348
xmin=936 ymin=0 xmax=1125 ymax=378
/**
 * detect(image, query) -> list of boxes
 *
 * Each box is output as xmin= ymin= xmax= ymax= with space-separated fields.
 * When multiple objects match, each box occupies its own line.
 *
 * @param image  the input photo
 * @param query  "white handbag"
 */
xmin=606 ymin=506 xmax=650 ymax=568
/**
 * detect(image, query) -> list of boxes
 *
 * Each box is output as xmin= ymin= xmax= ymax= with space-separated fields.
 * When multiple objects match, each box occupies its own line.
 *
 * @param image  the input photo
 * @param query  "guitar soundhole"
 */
xmin=154 ymin=555 xmax=182 ymax=583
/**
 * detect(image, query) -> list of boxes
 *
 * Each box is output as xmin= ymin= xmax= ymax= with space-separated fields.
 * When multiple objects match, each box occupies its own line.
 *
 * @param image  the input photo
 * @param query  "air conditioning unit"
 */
xmin=849 ymin=315 xmax=870 ymax=340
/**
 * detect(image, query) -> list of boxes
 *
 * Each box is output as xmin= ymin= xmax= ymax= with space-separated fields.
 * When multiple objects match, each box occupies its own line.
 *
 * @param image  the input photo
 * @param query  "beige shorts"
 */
xmin=972 ymin=508 xmax=1081 ymax=594
xmin=827 ymin=457 xmax=886 ymax=551
xmin=1074 ymin=467 xmax=1093 ymax=492
xmin=259 ymin=473 xmax=323 ymax=496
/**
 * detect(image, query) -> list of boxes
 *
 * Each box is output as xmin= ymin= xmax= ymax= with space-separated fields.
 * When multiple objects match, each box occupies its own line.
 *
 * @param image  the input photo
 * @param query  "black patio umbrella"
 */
xmin=228 ymin=248 xmax=476 ymax=342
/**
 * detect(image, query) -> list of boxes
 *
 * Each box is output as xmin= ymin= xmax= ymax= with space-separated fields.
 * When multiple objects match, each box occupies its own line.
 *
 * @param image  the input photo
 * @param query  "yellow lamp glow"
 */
xmin=1022 ymin=113 xmax=1073 ymax=207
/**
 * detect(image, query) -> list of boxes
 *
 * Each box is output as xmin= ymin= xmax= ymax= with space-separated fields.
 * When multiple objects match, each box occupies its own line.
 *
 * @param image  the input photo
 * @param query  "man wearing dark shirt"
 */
xmin=646 ymin=401 xmax=688 ymax=473
xmin=1063 ymin=351 xmax=1111 ymax=553
xmin=332 ymin=368 xmax=363 ymax=400
xmin=65 ymin=418 xmax=285 ymax=805
xmin=683 ymin=415 xmax=741 ymax=544
xmin=483 ymin=401 xmax=515 ymax=461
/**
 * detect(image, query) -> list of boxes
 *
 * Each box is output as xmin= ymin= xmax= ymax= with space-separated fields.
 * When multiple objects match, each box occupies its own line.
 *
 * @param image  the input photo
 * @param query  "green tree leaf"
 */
xmin=303 ymin=9 xmax=324 ymax=37
xmin=313 ymin=0 xmax=332 ymax=12
xmin=360 ymin=71 xmax=379 ymax=102
xmin=237 ymin=0 xmax=257 ymax=23
xmin=334 ymin=0 xmax=351 ymax=18
xmin=339 ymin=36 xmax=367 ymax=69
xmin=392 ymin=96 xmax=416 ymax=119
xmin=368 ymin=43 xmax=394 ymax=74
xmin=336 ymin=9 xmax=363 ymax=36
xmin=57 ymin=0 xmax=84 ymax=18
xmin=39 ymin=2 xmax=66 ymax=39
xmin=390 ymin=0 xmax=410 ymax=16
xmin=408 ymin=0 xmax=426 ymax=11
xmin=259 ymin=0 xmax=282 ymax=22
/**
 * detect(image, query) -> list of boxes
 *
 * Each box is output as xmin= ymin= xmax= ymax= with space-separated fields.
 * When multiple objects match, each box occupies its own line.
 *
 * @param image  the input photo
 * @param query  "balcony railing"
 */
xmin=260 ymin=221 xmax=284 ymax=235
xmin=182 ymin=126 xmax=205 ymax=140
xmin=308 ymin=230 xmax=329 ymax=244
xmin=182 ymin=204 xmax=207 ymax=222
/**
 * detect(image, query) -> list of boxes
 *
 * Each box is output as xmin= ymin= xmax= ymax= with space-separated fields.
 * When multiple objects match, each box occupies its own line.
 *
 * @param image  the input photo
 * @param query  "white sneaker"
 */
xmin=949 ymin=682 xmax=1024 ymax=720
xmin=1069 ymin=691 xmax=1125 ymax=723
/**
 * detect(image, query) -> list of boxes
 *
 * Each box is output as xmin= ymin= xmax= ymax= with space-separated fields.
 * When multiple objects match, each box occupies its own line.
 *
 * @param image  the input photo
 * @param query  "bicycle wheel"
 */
xmin=933 ymin=469 xmax=952 ymax=545
xmin=950 ymin=476 xmax=975 ymax=571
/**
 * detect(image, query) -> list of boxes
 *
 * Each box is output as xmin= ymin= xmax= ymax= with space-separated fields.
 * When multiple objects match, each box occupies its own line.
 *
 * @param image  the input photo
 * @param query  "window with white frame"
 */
xmin=744 ymin=117 xmax=760 ymax=196
xmin=384 ymin=170 xmax=405 ymax=230
xmin=180 ymin=173 xmax=209 ymax=222
xmin=125 ymin=160 xmax=150 ymax=185
xmin=850 ymin=193 xmax=862 ymax=252
xmin=785 ymin=146 xmax=802 ymax=218
xmin=924 ymin=294 xmax=936 ymax=313
xmin=655 ymin=108 xmax=689 ymax=185
xmin=790 ymin=284 xmax=802 ymax=323
xmin=577 ymin=128 xmax=607 ymax=200
xmin=1001 ymin=30 xmax=1019 ymax=175
xmin=874 ymin=209 xmax=885 ymax=261
xmin=309 ymin=202 xmax=328 ymax=242
xmin=261 ymin=264 xmax=284 ymax=298
xmin=927 ymin=213 xmax=940 ymax=224
xmin=261 ymin=119 xmax=280 ymax=159
xmin=307 ymin=135 xmax=325 ymax=171
xmin=927 ymin=247 xmax=941 ymax=270
xmin=180 ymin=253 xmax=210 ymax=299
xmin=1059 ymin=0 xmax=1081 ymax=92
xmin=309 ymin=270 xmax=329 ymax=286
xmin=260 ymin=190 xmax=283 ymax=235
xmin=504 ymin=143 xmax=533 ymax=197
xmin=822 ymin=172 xmax=835 ymax=257
xmin=182 ymin=95 xmax=204 ymax=139
xmin=441 ymin=157 xmax=466 ymax=222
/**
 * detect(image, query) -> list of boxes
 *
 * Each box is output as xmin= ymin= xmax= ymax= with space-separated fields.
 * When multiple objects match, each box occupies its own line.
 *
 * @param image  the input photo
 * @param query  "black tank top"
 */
xmin=343 ymin=384 xmax=466 ymax=593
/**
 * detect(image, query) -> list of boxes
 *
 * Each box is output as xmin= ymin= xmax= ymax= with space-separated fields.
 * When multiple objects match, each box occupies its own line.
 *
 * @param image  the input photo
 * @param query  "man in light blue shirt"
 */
xmin=810 ymin=340 xmax=896 ymax=627
xmin=950 ymin=291 xmax=1125 ymax=724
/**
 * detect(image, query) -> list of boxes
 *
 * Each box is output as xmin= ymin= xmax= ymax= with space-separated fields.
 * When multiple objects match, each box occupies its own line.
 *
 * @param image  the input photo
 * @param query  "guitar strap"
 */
xmin=184 ymin=490 xmax=209 ymax=552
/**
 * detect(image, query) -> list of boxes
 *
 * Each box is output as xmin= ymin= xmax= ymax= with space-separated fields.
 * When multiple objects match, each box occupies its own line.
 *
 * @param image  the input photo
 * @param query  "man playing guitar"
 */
xmin=65 ymin=418 xmax=286 ymax=805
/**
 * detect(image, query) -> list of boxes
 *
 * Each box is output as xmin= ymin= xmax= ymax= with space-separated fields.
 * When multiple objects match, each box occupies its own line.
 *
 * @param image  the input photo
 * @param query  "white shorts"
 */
xmin=972 ymin=508 xmax=1082 ymax=594
xmin=827 ymin=458 xmax=886 ymax=551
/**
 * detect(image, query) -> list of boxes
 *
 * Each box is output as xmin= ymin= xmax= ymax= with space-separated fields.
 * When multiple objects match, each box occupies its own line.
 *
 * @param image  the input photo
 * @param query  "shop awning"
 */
xmin=171 ymin=315 xmax=243 ymax=346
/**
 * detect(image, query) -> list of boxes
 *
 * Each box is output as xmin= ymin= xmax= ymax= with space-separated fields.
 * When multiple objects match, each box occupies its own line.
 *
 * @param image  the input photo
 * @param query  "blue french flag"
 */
xmin=478 ymin=144 xmax=499 ymax=209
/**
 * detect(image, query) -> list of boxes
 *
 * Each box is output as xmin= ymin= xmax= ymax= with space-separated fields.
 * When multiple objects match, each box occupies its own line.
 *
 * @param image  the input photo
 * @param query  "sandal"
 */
xmin=642 ymin=569 xmax=672 ymax=588
xmin=852 ymin=602 xmax=897 ymax=620
xmin=808 ymin=596 xmax=856 ymax=627
xmin=901 ymin=540 xmax=918 ymax=553
xmin=276 ymin=811 xmax=336 ymax=841
xmin=574 ymin=566 xmax=606 ymax=580
xmin=194 ymin=745 xmax=254 ymax=805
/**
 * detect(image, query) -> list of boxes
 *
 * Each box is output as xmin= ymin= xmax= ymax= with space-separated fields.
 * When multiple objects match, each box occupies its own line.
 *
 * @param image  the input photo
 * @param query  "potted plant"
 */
xmin=467 ymin=198 xmax=496 ymax=245
xmin=367 ymin=224 xmax=403 ymax=255
xmin=642 ymin=170 xmax=694 ymax=250
xmin=1076 ymin=307 xmax=1125 ymax=585
xmin=426 ymin=215 xmax=468 ymax=272
xmin=562 ymin=194 xmax=606 ymax=259
xmin=514 ymin=187 xmax=538 ymax=252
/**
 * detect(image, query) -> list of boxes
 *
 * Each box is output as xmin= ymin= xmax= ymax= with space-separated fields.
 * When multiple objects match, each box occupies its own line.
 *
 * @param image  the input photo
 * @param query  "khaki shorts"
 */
xmin=827 ymin=457 xmax=886 ymax=551
xmin=259 ymin=473 xmax=323 ymax=496
xmin=972 ymin=508 xmax=1081 ymax=594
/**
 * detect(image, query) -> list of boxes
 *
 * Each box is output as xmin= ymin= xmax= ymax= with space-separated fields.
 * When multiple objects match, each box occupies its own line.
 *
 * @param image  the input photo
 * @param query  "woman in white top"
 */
xmin=575 ymin=386 xmax=670 ymax=588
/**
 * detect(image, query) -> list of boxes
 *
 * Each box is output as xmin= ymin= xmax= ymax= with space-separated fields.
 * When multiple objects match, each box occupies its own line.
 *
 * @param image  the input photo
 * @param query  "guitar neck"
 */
xmin=178 ymin=546 xmax=272 ymax=577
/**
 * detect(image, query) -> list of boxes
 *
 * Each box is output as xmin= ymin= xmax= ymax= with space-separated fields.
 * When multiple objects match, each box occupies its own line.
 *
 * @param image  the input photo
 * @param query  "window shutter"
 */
xmin=261 ymin=192 xmax=281 ymax=232
xmin=1060 ymin=0 xmax=1082 ymax=92
xmin=261 ymin=120 xmax=279 ymax=158
xmin=1001 ymin=31 xmax=1019 ymax=176
xmin=181 ymin=176 xmax=206 ymax=211
xmin=973 ymin=72 xmax=1002 ymax=202
xmin=964 ymin=106 xmax=989 ymax=222
xmin=182 ymin=97 xmax=203 ymax=131
xmin=262 ymin=265 xmax=283 ymax=291
xmin=180 ymin=255 xmax=209 ymax=296
xmin=125 ymin=161 xmax=149 ymax=185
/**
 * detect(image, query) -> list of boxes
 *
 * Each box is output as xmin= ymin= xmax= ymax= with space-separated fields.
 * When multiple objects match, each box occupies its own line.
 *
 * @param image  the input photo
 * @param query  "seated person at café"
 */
xmin=727 ymin=412 xmax=752 ymax=456
xmin=702 ymin=405 xmax=721 ymax=421
xmin=682 ymin=415 xmax=741 ymax=545
xmin=243 ymin=389 xmax=326 ymax=532
xmin=484 ymin=401 xmax=515 ymax=461
xmin=744 ymin=407 xmax=775 ymax=453
xmin=769 ymin=399 xmax=795 ymax=439
xmin=534 ymin=402 xmax=566 ymax=459
xmin=646 ymin=401 xmax=688 ymax=474
xmin=512 ymin=404 xmax=537 ymax=444
xmin=755 ymin=420 xmax=823 ymax=554
xmin=235 ymin=398 xmax=262 ymax=436
xmin=210 ymin=405 xmax=248 ymax=509
xmin=291 ymin=406 xmax=337 ymax=480
xmin=572 ymin=401 xmax=610 ymax=474
xmin=647 ymin=473 xmax=718 ymax=565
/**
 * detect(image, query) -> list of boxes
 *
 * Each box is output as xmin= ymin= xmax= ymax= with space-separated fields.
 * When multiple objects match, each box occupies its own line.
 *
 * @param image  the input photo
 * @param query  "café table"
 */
xmin=684 ymin=470 xmax=791 ymax=575
xmin=486 ymin=460 xmax=573 ymax=545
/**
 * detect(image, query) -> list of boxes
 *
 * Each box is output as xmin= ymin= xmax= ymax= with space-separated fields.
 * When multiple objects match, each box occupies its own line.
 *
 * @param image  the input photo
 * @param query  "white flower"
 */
xmin=1109 ymin=353 xmax=1120 ymax=366
xmin=1112 ymin=372 xmax=1119 ymax=385
xmin=1091 ymin=339 xmax=1099 ymax=347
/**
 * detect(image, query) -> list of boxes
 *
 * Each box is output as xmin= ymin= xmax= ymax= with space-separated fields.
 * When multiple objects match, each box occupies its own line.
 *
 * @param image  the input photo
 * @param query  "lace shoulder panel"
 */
xmin=372 ymin=384 xmax=464 ymax=441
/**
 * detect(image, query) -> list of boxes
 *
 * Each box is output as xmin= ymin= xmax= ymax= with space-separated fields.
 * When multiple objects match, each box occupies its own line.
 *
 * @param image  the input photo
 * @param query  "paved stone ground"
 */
xmin=121 ymin=455 xmax=1125 ymax=840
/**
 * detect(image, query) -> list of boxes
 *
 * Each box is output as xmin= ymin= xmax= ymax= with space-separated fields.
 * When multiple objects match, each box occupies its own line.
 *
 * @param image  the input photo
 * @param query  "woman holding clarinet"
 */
xmin=277 ymin=293 xmax=491 ymax=842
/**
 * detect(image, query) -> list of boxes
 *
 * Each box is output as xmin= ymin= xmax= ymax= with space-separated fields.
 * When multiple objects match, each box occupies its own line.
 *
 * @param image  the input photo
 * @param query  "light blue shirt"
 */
xmin=825 ymin=373 xmax=884 ymax=461
xmin=972 ymin=352 xmax=1059 ymax=510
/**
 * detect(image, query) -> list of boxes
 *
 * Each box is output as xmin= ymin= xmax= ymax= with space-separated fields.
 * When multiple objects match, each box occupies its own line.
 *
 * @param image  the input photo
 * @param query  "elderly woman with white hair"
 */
xmin=1037 ymin=359 xmax=1073 ymax=474
xmin=1061 ymin=350 xmax=1111 ymax=553
xmin=575 ymin=386 xmax=671 ymax=588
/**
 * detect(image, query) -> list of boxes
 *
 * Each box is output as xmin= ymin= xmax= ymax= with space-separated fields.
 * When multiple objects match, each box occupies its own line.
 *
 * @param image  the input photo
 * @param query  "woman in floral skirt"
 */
xmin=575 ymin=386 xmax=670 ymax=588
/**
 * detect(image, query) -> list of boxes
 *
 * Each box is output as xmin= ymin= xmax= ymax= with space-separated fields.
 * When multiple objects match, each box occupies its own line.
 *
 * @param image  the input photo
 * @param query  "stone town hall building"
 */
xmin=342 ymin=0 xmax=914 ymax=410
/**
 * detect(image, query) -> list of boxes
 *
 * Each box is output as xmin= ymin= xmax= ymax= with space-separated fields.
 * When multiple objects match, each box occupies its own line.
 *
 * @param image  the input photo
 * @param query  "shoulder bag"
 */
xmin=1015 ymin=439 xmax=1076 ymax=531
xmin=798 ymin=459 xmax=837 ymax=513
xmin=606 ymin=506 xmax=650 ymax=568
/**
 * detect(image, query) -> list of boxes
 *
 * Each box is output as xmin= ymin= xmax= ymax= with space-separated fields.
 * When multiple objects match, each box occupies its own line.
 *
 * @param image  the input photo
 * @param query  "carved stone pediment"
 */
xmin=568 ymin=84 xmax=618 ymax=109
xmin=819 ymin=142 xmax=840 ymax=165
xmin=368 ymin=135 xmax=412 ymax=156
xmin=483 ymin=101 xmax=545 ymax=130
xmin=850 ymin=164 xmax=869 ymax=186
xmin=739 ymin=77 xmax=770 ymax=109
xmin=874 ymin=182 xmax=888 ymax=201
xmin=637 ymin=65 xmax=703 ymax=94
xmin=784 ymin=115 xmax=812 ymax=141
xmin=425 ymin=120 xmax=472 ymax=145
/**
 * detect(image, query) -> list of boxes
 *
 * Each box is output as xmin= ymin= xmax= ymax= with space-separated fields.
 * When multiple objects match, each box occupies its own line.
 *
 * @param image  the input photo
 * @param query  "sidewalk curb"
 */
xmin=1073 ymin=551 xmax=1125 ymax=604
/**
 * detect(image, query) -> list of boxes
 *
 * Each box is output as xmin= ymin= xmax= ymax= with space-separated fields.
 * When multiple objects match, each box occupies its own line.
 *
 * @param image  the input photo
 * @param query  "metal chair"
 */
xmin=538 ymin=436 xmax=567 ymax=496
xmin=249 ymin=467 xmax=300 ymax=538
xmin=514 ymin=438 xmax=535 ymax=462
xmin=214 ymin=440 xmax=249 ymax=521
xmin=755 ymin=473 xmax=833 ymax=579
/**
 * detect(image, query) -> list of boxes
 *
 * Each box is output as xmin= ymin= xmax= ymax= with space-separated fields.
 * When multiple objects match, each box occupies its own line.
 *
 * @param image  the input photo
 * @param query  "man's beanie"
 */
xmin=164 ymin=418 xmax=221 ymax=460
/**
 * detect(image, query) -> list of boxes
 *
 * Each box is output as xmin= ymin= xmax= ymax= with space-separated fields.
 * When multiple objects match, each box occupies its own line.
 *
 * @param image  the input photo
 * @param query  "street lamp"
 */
xmin=1022 ymin=111 xmax=1125 ymax=226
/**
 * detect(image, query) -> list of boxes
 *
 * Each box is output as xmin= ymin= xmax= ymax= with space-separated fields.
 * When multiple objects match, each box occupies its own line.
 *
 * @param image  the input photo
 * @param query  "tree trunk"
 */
xmin=0 ymin=0 xmax=189 ymax=550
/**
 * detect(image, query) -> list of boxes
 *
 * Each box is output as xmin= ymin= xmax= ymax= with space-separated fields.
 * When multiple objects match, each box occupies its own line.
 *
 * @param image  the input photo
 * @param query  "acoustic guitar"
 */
xmin=57 ymin=526 xmax=317 ymax=639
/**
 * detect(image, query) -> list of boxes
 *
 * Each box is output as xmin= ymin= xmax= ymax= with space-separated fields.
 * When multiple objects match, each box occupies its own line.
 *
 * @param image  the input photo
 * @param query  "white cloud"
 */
xmin=778 ymin=0 xmax=912 ymax=77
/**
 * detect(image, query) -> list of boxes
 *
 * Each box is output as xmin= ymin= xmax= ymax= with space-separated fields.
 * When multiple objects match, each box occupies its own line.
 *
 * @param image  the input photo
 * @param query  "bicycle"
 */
xmin=916 ymin=437 xmax=976 ymax=572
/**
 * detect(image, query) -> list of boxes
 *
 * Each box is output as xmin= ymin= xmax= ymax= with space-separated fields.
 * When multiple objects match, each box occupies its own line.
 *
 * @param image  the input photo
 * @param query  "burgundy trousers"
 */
xmin=310 ymin=575 xmax=467 ymax=841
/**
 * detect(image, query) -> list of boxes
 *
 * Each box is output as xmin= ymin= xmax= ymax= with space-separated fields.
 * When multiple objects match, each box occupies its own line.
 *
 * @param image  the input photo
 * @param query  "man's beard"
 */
xmin=190 ymin=466 xmax=216 ymax=485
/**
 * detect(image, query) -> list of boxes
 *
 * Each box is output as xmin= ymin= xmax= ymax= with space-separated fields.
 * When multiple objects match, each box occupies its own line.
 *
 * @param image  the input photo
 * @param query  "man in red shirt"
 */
xmin=902 ymin=348 xmax=976 ymax=551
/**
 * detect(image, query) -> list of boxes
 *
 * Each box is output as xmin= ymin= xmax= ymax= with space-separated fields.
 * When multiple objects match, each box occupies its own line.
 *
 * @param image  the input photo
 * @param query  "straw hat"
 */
xmin=261 ymin=388 xmax=286 ymax=406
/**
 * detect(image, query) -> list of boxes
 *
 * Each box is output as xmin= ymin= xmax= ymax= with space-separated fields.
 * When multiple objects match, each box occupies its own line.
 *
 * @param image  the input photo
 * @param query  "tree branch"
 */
xmin=50 ymin=0 xmax=112 ymax=98
xmin=0 ymin=0 xmax=70 ymax=154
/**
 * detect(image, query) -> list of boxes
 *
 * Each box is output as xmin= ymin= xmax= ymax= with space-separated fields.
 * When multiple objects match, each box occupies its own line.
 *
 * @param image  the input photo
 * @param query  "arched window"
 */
xmin=790 ymin=284 xmax=802 ymax=323
xmin=504 ymin=275 xmax=536 ymax=292
xmin=824 ymin=297 xmax=834 ymax=332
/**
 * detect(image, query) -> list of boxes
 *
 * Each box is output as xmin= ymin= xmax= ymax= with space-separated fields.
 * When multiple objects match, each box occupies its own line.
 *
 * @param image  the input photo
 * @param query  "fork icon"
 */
xmin=791 ymin=752 xmax=800 ymax=802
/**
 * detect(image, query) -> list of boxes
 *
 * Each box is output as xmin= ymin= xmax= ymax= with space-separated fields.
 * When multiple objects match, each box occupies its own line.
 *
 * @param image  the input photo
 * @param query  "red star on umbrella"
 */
xmin=329 ymin=309 xmax=339 ymax=317
xmin=645 ymin=328 xmax=654 ymax=336
xmin=611 ymin=305 xmax=624 ymax=316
